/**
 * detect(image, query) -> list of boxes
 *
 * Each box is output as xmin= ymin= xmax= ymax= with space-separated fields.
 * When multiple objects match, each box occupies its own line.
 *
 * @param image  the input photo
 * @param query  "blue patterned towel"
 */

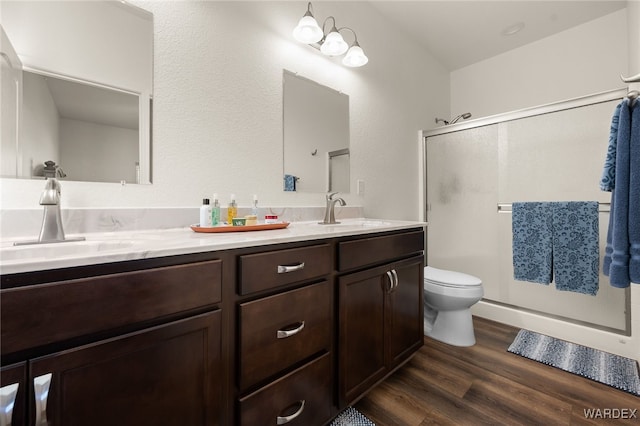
xmin=512 ymin=202 xmax=553 ymax=284
xmin=283 ymin=174 xmax=297 ymax=192
xmin=600 ymin=101 xmax=623 ymax=192
xmin=552 ymin=202 xmax=599 ymax=295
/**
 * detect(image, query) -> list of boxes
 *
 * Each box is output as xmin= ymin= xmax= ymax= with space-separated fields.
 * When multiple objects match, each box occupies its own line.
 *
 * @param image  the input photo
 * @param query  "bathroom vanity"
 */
xmin=0 ymin=220 xmax=425 ymax=425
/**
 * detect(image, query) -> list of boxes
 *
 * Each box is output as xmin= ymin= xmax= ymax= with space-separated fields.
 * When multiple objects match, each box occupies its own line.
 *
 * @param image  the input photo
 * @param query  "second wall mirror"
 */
xmin=283 ymin=70 xmax=350 ymax=193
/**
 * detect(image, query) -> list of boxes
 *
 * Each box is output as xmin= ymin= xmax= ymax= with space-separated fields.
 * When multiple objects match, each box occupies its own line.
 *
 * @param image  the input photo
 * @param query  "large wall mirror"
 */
xmin=0 ymin=1 xmax=153 ymax=184
xmin=283 ymin=70 xmax=350 ymax=193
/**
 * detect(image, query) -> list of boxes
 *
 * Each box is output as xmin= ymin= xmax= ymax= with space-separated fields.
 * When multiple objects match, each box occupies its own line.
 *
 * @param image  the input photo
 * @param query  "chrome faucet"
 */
xmin=38 ymin=178 xmax=66 ymax=242
xmin=319 ymin=192 xmax=346 ymax=225
xmin=14 ymin=178 xmax=84 ymax=246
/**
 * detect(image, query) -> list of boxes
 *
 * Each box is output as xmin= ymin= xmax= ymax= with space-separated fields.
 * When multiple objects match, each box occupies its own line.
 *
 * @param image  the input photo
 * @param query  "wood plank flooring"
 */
xmin=355 ymin=317 xmax=639 ymax=425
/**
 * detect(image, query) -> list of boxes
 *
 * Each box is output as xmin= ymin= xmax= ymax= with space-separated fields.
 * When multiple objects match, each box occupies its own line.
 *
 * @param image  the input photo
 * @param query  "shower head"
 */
xmin=449 ymin=113 xmax=472 ymax=125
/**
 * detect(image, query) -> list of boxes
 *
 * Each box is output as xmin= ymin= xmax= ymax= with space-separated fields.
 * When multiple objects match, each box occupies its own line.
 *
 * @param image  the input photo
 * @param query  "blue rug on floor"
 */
xmin=508 ymin=329 xmax=640 ymax=396
xmin=330 ymin=407 xmax=375 ymax=426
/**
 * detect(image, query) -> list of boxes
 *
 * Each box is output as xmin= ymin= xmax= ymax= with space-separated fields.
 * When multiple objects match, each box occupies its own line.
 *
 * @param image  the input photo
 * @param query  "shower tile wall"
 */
xmin=426 ymin=99 xmax=627 ymax=331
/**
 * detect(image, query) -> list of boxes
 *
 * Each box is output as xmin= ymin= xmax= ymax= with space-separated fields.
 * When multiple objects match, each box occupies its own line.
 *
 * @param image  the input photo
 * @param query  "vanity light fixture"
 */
xmin=292 ymin=2 xmax=368 ymax=67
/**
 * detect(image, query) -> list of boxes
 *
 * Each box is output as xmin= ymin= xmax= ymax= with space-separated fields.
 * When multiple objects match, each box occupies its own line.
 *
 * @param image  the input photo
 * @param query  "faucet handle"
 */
xmin=326 ymin=191 xmax=339 ymax=200
xmin=39 ymin=178 xmax=61 ymax=205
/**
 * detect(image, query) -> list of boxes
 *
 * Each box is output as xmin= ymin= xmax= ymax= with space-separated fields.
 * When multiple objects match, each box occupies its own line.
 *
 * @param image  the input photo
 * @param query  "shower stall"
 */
xmin=421 ymin=88 xmax=630 ymax=336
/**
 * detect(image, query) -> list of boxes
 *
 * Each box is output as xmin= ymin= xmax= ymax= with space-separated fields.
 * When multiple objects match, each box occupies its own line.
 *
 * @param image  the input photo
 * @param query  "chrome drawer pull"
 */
xmin=391 ymin=269 xmax=399 ymax=290
xmin=277 ymin=321 xmax=305 ymax=339
xmin=0 ymin=382 xmax=19 ymax=426
xmin=277 ymin=262 xmax=305 ymax=274
xmin=34 ymin=373 xmax=52 ymax=426
xmin=386 ymin=271 xmax=394 ymax=293
xmin=277 ymin=400 xmax=305 ymax=425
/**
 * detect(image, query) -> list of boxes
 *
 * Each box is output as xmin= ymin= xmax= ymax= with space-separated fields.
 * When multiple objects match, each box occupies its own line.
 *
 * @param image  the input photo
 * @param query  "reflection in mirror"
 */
xmin=283 ymin=70 xmax=349 ymax=193
xmin=22 ymin=71 xmax=141 ymax=183
xmin=0 ymin=1 xmax=153 ymax=184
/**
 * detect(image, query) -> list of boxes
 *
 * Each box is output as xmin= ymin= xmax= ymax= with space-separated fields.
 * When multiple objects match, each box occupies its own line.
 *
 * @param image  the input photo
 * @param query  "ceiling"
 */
xmin=368 ymin=1 xmax=627 ymax=70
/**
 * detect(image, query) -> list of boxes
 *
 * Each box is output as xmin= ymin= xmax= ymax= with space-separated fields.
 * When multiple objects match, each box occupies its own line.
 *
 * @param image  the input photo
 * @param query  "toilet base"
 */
xmin=424 ymin=308 xmax=476 ymax=347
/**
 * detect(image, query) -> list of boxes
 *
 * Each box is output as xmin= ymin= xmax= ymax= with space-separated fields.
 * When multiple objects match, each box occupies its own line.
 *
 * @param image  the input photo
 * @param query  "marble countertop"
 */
xmin=0 ymin=219 xmax=426 ymax=275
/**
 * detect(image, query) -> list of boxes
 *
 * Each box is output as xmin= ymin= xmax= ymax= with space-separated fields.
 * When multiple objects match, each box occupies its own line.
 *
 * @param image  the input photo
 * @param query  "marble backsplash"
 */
xmin=0 ymin=206 xmax=364 ymax=240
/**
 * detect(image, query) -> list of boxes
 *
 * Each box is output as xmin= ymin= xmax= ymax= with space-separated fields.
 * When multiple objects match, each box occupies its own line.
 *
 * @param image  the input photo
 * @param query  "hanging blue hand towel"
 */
xmin=605 ymin=99 xmax=632 ymax=287
xmin=283 ymin=174 xmax=297 ymax=192
xmin=600 ymin=101 xmax=623 ymax=192
xmin=552 ymin=201 xmax=599 ymax=295
xmin=512 ymin=202 xmax=553 ymax=284
xmin=628 ymin=102 xmax=640 ymax=283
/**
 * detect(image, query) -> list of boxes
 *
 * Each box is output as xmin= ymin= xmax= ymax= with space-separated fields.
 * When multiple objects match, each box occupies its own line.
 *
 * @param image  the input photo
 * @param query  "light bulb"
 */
xmin=342 ymin=44 xmax=368 ymax=67
xmin=320 ymin=30 xmax=348 ymax=56
xmin=293 ymin=15 xmax=323 ymax=44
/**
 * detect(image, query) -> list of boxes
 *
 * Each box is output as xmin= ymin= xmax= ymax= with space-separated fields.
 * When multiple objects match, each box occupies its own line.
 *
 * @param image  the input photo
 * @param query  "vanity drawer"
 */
xmin=1 ymin=260 xmax=222 ymax=356
xmin=238 ymin=352 xmax=332 ymax=426
xmin=238 ymin=244 xmax=331 ymax=295
xmin=238 ymin=280 xmax=331 ymax=391
xmin=338 ymin=230 xmax=424 ymax=271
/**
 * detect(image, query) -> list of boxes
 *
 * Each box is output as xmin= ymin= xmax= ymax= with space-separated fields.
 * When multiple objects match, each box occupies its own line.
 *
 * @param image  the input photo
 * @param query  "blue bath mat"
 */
xmin=508 ymin=329 xmax=640 ymax=396
xmin=330 ymin=407 xmax=375 ymax=426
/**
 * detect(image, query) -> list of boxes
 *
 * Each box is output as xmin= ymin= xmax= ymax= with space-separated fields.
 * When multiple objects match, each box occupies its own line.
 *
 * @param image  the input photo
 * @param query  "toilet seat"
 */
xmin=424 ymin=266 xmax=482 ymax=288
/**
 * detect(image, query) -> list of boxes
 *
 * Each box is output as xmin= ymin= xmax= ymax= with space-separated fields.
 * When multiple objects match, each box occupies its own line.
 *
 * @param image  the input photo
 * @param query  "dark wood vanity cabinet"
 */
xmin=29 ymin=311 xmax=221 ymax=426
xmin=1 ymin=227 xmax=425 ymax=425
xmin=236 ymin=243 xmax=334 ymax=426
xmin=337 ymin=231 xmax=425 ymax=406
xmin=1 ymin=258 xmax=224 ymax=426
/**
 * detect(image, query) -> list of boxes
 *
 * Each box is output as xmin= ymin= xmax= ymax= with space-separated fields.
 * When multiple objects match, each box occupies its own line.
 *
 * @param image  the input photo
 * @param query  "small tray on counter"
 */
xmin=190 ymin=222 xmax=290 ymax=233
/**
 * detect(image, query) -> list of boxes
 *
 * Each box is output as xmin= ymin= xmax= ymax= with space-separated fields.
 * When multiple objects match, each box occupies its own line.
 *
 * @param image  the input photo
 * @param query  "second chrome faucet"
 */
xmin=319 ymin=192 xmax=346 ymax=225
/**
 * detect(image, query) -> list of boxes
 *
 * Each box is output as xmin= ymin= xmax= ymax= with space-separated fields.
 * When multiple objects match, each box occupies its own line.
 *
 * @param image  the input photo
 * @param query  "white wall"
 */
xmin=22 ymin=71 xmax=59 ymax=177
xmin=450 ymin=9 xmax=628 ymax=119
xmin=2 ymin=1 xmax=152 ymax=93
xmin=0 ymin=1 xmax=449 ymax=221
xmin=60 ymin=119 xmax=138 ymax=183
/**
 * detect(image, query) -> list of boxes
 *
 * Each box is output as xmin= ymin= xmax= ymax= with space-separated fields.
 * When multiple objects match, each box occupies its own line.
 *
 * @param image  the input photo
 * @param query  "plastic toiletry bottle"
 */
xmin=211 ymin=193 xmax=221 ymax=226
xmin=200 ymin=198 xmax=212 ymax=227
xmin=251 ymin=194 xmax=259 ymax=220
xmin=227 ymin=194 xmax=237 ymax=224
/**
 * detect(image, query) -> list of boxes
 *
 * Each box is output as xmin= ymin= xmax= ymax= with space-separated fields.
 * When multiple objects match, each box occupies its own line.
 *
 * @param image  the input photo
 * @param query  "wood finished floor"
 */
xmin=355 ymin=317 xmax=640 ymax=425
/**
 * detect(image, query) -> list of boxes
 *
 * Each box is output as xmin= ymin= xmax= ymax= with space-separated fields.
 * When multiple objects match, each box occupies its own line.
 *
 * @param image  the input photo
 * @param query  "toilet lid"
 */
xmin=424 ymin=266 xmax=482 ymax=288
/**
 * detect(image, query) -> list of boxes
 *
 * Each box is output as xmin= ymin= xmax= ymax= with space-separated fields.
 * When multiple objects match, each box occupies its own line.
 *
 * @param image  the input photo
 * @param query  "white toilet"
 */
xmin=423 ymin=266 xmax=483 ymax=347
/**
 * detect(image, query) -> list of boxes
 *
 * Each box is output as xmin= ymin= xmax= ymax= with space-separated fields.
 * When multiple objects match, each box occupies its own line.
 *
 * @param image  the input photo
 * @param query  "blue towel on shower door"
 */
xmin=512 ymin=202 xmax=553 ymax=284
xmin=629 ymin=102 xmax=640 ymax=283
xmin=552 ymin=201 xmax=599 ymax=295
xmin=605 ymin=99 xmax=633 ymax=287
xmin=600 ymin=101 xmax=623 ymax=192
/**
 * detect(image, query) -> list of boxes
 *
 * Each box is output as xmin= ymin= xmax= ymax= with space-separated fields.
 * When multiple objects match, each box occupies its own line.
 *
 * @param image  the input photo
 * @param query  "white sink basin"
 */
xmin=0 ymin=240 xmax=137 ymax=261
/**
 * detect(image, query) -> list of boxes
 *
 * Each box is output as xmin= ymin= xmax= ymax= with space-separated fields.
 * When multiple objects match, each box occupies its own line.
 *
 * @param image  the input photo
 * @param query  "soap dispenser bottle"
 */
xmin=251 ymin=194 xmax=260 ymax=219
xmin=227 ymin=194 xmax=237 ymax=224
xmin=200 ymin=198 xmax=212 ymax=227
xmin=211 ymin=194 xmax=221 ymax=226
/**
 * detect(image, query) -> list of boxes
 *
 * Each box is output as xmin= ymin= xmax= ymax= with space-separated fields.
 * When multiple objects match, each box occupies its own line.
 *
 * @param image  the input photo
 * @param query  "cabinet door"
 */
xmin=0 ymin=362 xmax=26 ymax=426
xmin=386 ymin=256 xmax=424 ymax=367
xmin=28 ymin=311 xmax=222 ymax=426
xmin=338 ymin=265 xmax=387 ymax=405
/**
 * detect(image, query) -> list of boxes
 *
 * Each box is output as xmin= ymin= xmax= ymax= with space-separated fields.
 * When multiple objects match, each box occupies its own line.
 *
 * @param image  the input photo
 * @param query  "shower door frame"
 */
xmin=419 ymin=87 xmax=631 ymax=335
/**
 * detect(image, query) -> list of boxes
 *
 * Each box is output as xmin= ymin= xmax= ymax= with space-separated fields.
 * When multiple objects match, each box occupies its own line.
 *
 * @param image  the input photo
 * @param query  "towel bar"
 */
xmin=497 ymin=203 xmax=610 ymax=213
